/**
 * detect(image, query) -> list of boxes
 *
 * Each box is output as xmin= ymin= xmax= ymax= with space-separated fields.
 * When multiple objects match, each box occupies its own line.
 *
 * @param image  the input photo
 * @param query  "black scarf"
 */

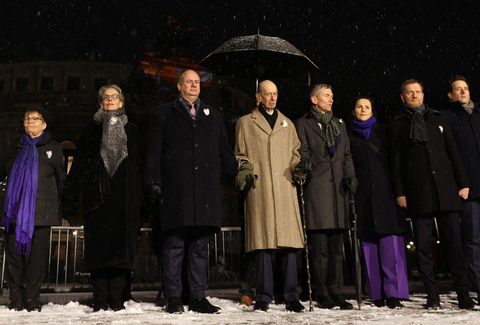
xmin=403 ymin=103 xmax=428 ymax=143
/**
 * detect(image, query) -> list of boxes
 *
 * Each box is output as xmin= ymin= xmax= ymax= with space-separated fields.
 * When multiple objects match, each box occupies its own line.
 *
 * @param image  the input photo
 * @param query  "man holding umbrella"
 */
xmin=294 ymin=84 xmax=357 ymax=310
xmin=234 ymin=80 xmax=307 ymax=313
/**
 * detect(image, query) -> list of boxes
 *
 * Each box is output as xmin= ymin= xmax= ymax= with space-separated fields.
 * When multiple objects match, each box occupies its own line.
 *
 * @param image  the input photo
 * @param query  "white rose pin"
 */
xmin=45 ymin=151 xmax=52 ymax=159
xmin=339 ymin=119 xmax=344 ymax=125
xmin=438 ymin=125 xmax=443 ymax=133
xmin=281 ymin=120 xmax=288 ymax=127
xmin=204 ymin=108 xmax=210 ymax=116
xmin=110 ymin=116 xmax=118 ymax=125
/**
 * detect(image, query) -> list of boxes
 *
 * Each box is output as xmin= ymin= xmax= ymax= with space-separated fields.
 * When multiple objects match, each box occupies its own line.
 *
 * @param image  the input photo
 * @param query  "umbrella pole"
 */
xmin=349 ymin=192 xmax=362 ymax=310
xmin=298 ymin=179 xmax=314 ymax=311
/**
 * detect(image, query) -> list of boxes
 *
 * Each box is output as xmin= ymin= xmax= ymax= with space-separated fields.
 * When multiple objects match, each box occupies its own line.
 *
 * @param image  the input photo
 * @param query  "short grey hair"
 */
xmin=310 ymin=84 xmax=333 ymax=98
xmin=98 ymin=84 xmax=125 ymax=104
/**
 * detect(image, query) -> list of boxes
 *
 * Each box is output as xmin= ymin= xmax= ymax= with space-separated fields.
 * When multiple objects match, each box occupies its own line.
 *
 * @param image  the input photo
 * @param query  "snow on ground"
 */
xmin=1 ymin=293 xmax=480 ymax=324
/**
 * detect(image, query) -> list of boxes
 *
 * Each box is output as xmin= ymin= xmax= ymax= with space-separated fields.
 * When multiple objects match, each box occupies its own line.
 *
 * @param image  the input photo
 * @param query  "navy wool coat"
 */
xmin=144 ymin=98 xmax=237 ymax=233
xmin=442 ymin=101 xmax=480 ymax=200
xmin=388 ymin=106 xmax=469 ymax=217
xmin=348 ymin=123 xmax=406 ymax=237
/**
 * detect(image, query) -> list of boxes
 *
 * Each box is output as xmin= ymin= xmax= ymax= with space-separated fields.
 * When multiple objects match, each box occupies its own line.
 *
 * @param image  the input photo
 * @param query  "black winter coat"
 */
xmin=348 ymin=123 xmax=406 ymax=237
xmin=0 ymin=131 xmax=66 ymax=226
xmin=388 ymin=106 xmax=469 ymax=217
xmin=442 ymin=101 xmax=480 ymax=200
xmin=64 ymin=121 xmax=142 ymax=272
xmin=144 ymin=98 xmax=237 ymax=233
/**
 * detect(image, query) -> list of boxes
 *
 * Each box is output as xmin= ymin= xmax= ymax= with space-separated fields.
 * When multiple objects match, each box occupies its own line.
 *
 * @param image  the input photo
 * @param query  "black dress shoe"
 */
xmin=24 ymin=299 xmax=41 ymax=312
xmin=110 ymin=299 xmax=125 ymax=311
xmin=316 ymin=295 xmax=337 ymax=309
xmin=165 ymin=297 xmax=184 ymax=314
xmin=8 ymin=299 xmax=23 ymax=311
xmin=331 ymin=295 xmax=353 ymax=310
xmin=386 ymin=297 xmax=404 ymax=309
xmin=458 ymin=293 xmax=475 ymax=310
xmin=286 ymin=300 xmax=305 ymax=312
xmin=188 ymin=297 xmax=221 ymax=314
xmin=426 ymin=293 xmax=440 ymax=309
xmin=254 ymin=301 xmax=269 ymax=311
xmin=372 ymin=299 xmax=385 ymax=307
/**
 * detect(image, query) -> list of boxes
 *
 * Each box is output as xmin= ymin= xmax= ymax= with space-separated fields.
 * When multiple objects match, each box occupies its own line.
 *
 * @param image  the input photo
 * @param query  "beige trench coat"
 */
xmin=235 ymin=108 xmax=304 ymax=252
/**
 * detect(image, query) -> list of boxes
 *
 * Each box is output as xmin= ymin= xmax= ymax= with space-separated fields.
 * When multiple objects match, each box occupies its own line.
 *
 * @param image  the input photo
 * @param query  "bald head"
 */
xmin=256 ymin=80 xmax=278 ymax=113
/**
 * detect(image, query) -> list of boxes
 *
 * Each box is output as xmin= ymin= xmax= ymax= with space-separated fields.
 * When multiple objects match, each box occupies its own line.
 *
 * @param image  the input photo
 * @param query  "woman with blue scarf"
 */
xmin=0 ymin=107 xmax=66 ymax=312
xmin=348 ymin=97 xmax=409 ymax=309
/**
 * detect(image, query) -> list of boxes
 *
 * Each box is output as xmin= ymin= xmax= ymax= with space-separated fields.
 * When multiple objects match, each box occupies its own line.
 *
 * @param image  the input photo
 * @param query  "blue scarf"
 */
xmin=3 ymin=132 xmax=45 ymax=254
xmin=403 ymin=103 xmax=428 ymax=143
xmin=351 ymin=116 xmax=377 ymax=139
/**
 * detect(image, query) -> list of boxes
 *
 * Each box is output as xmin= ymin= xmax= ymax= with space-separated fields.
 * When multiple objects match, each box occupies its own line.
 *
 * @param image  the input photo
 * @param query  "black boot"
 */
xmin=108 ymin=270 xmax=127 ymax=311
xmin=25 ymin=299 xmax=41 ymax=312
xmin=8 ymin=299 xmax=24 ymax=311
xmin=91 ymin=271 xmax=109 ymax=312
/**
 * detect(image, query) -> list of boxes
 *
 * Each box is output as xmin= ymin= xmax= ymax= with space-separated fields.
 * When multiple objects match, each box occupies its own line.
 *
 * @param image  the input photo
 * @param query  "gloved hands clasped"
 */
xmin=294 ymin=158 xmax=316 ymax=182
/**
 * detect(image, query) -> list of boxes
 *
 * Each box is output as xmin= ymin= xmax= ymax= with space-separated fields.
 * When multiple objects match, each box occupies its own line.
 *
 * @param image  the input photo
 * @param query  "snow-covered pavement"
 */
xmin=1 ymin=292 xmax=480 ymax=324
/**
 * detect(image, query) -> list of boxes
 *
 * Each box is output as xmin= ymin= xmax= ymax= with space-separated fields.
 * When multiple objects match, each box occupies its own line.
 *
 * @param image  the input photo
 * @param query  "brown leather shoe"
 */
xmin=240 ymin=295 xmax=253 ymax=307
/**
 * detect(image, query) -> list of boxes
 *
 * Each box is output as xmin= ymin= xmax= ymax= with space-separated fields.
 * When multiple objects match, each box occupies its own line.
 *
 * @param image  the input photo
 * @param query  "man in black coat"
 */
xmin=442 ymin=75 xmax=480 ymax=302
xmin=388 ymin=79 xmax=474 ymax=309
xmin=144 ymin=70 xmax=237 ymax=314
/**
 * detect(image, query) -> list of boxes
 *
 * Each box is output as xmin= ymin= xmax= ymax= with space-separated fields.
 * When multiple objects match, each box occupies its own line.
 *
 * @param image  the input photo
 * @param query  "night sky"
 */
xmin=1 ymin=0 xmax=479 ymax=121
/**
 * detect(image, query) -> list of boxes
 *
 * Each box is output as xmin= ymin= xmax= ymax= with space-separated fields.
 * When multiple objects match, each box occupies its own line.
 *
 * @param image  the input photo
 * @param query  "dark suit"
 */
xmin=388 ymin=106 xmax=470 ymax=294
xmin=144 ymin=97 xmax=237 ymax=300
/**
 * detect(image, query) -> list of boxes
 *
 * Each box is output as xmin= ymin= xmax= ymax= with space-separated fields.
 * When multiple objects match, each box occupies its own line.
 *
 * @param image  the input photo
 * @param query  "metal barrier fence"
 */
xmin=0 ymin=226 xmax=242 ymax=294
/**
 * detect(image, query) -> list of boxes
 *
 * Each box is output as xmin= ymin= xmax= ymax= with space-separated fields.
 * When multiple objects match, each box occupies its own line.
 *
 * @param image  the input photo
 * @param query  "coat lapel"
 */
xmin=173 ymin=98 xmax=195 ymax=122
xmin=306 ymin=117 xmax=328 ymax=142
xmin=252 ymin=109 xmax=273 ymax=135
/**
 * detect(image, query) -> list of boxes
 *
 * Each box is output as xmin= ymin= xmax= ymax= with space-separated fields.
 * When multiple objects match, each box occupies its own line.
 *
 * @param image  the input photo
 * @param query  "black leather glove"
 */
xmin=298 ymin=158 xmax=316 ymax=173
xmin=62 ymin=198 xmax=77 ymax=216
xmin=343 ymin=177 xmax=358 ymax=194
xmin=146 ymin=184 xmax=162 ymax=205
xmin=294 ymin=164 xmax=308 ymax=182
xmin=235 ymin=163 xmax=256 ymax=191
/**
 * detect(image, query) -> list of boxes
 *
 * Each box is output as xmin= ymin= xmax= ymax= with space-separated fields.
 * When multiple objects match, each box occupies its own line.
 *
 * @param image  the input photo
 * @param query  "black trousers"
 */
xmin=162 ymin=226 xmax=211 ymax=300
xmin=308 ymin=229 xmax=345 ymax=297
xmin=5 ymin=226 xmax=50 ymax=300
xmin=412 ymin=211 xmax=470 ymax=294
xmin=255 ymin=249 xmax=299 ymax=304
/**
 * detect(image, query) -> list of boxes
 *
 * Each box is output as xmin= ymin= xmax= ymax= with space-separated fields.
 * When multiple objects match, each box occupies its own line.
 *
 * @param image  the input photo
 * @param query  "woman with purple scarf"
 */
xmin=348 ymin=97 xmax=409 ymax=309
xmin=0 ymin=107 xmax=66 ymax=312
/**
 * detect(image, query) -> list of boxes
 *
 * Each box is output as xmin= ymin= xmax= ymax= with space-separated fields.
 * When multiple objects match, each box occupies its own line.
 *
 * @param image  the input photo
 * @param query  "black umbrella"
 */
xmin=199 ymin=33 xmax=318 ymax=89
xmin=349 ymin=192 xmax=362 ymax=309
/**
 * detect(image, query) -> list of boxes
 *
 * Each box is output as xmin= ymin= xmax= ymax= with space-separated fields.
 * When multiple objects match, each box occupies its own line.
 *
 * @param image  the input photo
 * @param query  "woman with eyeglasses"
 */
xmin=63 ymin=84 xmax=142 ymax=311
xmin=0 ymin=107 xmax=66 ymax=312
xmin=348 ymin=97 xmax=409 ymax=309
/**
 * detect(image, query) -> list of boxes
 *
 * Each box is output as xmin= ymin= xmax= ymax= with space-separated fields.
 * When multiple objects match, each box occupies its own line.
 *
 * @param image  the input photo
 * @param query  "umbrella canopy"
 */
xmin=199 ymin=34 xmax=318 ymax=80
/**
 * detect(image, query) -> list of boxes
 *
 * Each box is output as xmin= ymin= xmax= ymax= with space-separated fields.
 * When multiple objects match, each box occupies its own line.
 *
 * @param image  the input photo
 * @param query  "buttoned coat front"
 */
xmin=235 ymin=108 xmax=304 ymax=252
xmin=294 ymin=114 xmax=355 ymax=230
xmin=388 ymin=106 xmax=469 ymax=217
xmin=144 ymin=98 xmax=237 ymax=232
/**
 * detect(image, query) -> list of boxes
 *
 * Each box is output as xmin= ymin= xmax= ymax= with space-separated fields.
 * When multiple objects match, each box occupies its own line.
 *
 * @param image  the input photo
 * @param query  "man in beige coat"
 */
xmin=234 ymin=80 xmax=306 ymax=313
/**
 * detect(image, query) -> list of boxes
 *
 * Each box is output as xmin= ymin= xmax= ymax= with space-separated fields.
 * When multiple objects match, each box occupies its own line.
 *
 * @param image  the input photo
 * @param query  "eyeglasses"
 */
xmin=23 ymin=117 xmax=43 ymax=123
xmin=103 ymin=94 xmax=120 ymax=100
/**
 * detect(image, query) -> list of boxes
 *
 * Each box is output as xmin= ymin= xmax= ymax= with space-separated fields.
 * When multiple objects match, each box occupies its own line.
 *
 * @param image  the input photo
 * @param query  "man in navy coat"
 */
xmin=144 ymin=70 xmax=237 ymax=314
xmin=442 ymin=75 xmax=480 ymax=302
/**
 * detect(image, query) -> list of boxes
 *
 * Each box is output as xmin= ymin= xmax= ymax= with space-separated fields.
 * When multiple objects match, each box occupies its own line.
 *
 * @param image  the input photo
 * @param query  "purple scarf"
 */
xmin=351 ymin=116 xmax=377 ymax=139
xmin=3 ymin=132 xmax=45 ymax=254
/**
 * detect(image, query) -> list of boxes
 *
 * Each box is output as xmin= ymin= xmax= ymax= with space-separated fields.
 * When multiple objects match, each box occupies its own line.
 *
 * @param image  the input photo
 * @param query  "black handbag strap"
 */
xmin=360 ymin=136 xmax=387 ymax=163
